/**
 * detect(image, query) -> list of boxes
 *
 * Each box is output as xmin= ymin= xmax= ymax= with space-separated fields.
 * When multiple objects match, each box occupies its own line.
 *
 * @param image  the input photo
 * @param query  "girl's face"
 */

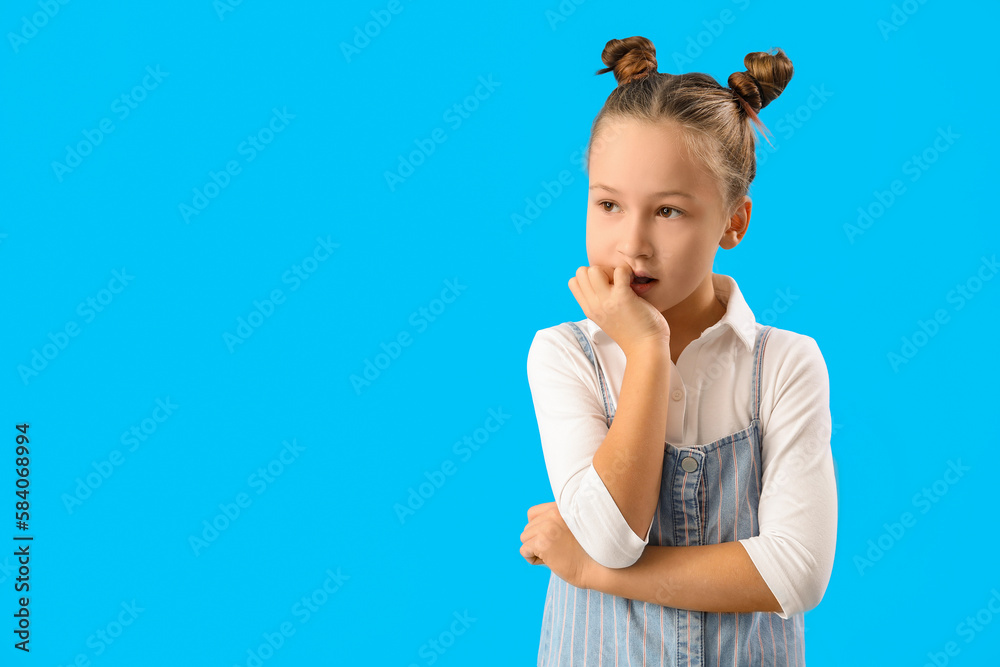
xmin=585 ymin=118 xmax=747 ymax=318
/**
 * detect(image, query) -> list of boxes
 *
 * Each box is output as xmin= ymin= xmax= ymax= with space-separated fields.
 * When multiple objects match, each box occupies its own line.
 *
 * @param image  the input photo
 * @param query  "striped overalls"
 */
xmin=536 ymin=321 xmax=806 ymax=666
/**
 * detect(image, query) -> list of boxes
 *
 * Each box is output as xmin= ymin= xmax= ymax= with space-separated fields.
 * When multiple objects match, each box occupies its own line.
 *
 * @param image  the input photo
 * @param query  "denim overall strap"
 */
xmin=563 ymin=321 xmax=615 ymax=426
xmin=751 ymin=325 xmax=774 ymax=423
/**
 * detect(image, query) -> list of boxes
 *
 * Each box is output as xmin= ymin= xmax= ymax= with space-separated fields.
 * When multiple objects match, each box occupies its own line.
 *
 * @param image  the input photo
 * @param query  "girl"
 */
xmin=519 ymin=36 xmax=837 ymax=665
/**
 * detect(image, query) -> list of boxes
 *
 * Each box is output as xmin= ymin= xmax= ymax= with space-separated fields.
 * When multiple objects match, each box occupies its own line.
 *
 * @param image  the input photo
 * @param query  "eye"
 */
xmin=597 ymin=201 xmax=684 ymax=218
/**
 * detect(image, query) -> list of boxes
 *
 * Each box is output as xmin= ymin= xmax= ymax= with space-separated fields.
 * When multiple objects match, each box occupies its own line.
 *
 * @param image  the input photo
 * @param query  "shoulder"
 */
xmin=757 ymin=325 xmax=829 ymax=395
xmin=528 ymin=319 xmax=591 ymax=353
xmin=527 ymin=320 xmax=593 ymax=379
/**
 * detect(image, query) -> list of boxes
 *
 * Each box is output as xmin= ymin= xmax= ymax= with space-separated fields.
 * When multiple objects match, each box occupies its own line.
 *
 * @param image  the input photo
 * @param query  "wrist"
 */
xmin=582 ymin=558 xmax=608 ymax=592
xmin=625 ymin=338 xmax=671 ymax=362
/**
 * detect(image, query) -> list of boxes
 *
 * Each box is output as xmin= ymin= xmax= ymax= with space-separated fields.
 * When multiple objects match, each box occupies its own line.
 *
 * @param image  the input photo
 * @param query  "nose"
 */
xmin=616 ymin=213 xmax=654 ymax=260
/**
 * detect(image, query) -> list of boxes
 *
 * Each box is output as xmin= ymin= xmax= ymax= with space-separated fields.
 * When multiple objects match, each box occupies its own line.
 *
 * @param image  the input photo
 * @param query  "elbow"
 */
xmin=558 ymin=489 xmax=646 ymax=570
xmin=794 ymin=539 xmax=835 ymax=614
xmin=785 ymin=565 xmax=829 ymax=615
xmin=798 ymin=554 xmax=834 ymax=614
xmin=585 ymin=542 xmax=643 ymax=570
xmin=591 ymin=544 xmax=643 ymax=569
xmin=564 ymin=511 xmax=645 ymax=569
xmin=750 ymin=532 xmax=834 ymax=617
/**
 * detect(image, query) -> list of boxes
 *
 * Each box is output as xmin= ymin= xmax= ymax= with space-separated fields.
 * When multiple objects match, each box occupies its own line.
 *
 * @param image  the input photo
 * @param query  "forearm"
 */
xmin=590 ymin=341 xmax=671 ymax=541
xmin=586 ymin=541 xmax=783 ymax=614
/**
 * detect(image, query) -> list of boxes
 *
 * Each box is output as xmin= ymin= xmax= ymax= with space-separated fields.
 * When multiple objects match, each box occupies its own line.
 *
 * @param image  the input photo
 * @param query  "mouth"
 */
xmin=630 ymin=270 xmax=657 ymax=285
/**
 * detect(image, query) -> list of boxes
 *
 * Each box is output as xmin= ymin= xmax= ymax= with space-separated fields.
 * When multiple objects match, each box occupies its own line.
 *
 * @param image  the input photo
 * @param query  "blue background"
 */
xmin=2 ymin=0 xmax=997 ymax=664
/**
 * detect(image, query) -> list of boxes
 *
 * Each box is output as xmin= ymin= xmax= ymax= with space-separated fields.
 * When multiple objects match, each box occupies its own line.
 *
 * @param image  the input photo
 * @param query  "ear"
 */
xmin=719 ymin=196 xmax=751 ymax=250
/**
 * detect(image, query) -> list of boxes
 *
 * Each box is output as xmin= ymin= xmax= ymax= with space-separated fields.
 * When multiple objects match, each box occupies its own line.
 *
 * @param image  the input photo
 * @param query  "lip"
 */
xmin=631 ymin=268 xmax=656 ymax=280
xmin=630 ymin=279 xmax=657 ymax=295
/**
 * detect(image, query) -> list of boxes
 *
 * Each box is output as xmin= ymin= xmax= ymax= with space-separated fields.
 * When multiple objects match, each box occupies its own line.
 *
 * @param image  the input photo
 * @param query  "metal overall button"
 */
xmin=680 ymin=456 xmax=699 ymax=473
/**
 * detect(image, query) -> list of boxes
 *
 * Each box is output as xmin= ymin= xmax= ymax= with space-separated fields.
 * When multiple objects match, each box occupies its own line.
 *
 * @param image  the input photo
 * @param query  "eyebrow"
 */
xmin=589 ymin=184 xmax=697 ymax=200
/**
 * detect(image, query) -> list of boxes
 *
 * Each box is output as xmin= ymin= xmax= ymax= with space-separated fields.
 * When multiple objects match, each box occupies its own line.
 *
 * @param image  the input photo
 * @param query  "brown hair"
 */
xmin=588 ymin=36 xmax=794 ymax=217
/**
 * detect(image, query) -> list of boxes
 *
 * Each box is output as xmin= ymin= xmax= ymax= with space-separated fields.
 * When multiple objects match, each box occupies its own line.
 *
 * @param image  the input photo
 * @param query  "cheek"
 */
xmin=585 ymin=228 xmax=612 ymax=258
xmin=663 ymin=226 xmax=703 ymax=250
xmin=585 ymin=221 xmax=602 ymax=249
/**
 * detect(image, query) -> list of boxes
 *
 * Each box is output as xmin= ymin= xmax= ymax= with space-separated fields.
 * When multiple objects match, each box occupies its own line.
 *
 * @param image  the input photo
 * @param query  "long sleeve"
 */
xmin=738 ymin=334 xmax=838 ymax=618
xmin=527 ymin=327 xmax=653 ymax=569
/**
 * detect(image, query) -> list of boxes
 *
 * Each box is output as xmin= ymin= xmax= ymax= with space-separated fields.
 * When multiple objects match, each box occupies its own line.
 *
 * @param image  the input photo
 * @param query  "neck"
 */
xmin=661 ymin=273 xmax=726 ymax=343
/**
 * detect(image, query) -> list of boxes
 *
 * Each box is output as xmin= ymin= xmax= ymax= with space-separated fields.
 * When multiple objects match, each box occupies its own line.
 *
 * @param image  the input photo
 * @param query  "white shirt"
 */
xmin=526 ymin=272 xmax=837 ymax=618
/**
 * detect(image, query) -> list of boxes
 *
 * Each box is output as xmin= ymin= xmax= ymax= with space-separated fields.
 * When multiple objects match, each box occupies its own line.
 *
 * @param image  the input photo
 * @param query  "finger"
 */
xmin=522 ymin=552 xmax=544 ymax=566
xmin=590 ymin=265 xmax=613 ymax=300
xmin=527 ymin=501 xmax=556 ymax=520
xmin=576 ymin=266 xmax=598 ymax=307
xmin=521 ymin=516 xmax=545 ymax=544
xmin=603 ymin=265 xmax=621 ymax=297
xmin=520 ymin=539 xmax=547 ymax=566
xmin=567 ymin=276 xmax=587 ymax=315
xmin=521 ymin=511 xmax=556 ymax=542
xmin=613 ymin=265 xmax=632 ymax=294
xmin=538 ymin=518 xmax=564 ymax=541
xmin=524 ymin=515 xmax=563 ymax=548
xmin=614 ymin=266 xmax=641 ymax=311
xmin=597 ymin=265 xmax=616 ymax=285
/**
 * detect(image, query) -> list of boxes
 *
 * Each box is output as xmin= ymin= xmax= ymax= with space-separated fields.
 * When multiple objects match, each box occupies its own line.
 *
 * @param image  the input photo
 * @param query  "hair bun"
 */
xmin=595 ymin=36 xmax=657 ymax=86
xmin=727 ymin=47 xmax=794 ymax=115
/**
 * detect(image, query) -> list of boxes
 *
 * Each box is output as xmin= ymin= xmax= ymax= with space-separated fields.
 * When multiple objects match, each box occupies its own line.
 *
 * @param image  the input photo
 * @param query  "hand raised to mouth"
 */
xmin=568 ymin=264 xmax=671 ymax=358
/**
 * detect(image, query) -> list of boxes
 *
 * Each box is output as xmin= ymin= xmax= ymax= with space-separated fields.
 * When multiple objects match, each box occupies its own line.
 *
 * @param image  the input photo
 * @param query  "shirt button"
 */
xmin=681 ymin=456 xmax=699 ymax=473
xmin=671 ymin=389 xmax=683 ymax=401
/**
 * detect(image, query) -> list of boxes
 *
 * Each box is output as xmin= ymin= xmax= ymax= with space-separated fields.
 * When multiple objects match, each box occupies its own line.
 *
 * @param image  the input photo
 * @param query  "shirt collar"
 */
xmin=586 ymin=272 xmax=757 ymax=352
xmin=705 ymin=272 xmax=757 ymax=352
